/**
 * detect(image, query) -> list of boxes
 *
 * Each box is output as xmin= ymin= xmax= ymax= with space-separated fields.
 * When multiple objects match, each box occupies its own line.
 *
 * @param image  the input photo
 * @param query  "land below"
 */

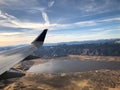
xmin=0 ymin=55 xmax=120 ymax=90
xmin=55 ymin=55 xmax=120 ymax=62
xmin=0 ymin=39 xmax=120 ymax=90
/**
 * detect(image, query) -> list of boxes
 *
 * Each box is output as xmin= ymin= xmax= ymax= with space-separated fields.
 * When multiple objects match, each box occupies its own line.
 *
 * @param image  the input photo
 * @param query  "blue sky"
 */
xmin=0 ymin=0 xmax=120 ymax=46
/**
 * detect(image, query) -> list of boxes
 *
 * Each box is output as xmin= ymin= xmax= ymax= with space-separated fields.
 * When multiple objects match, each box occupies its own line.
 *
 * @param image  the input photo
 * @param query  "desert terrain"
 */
xmin=0 ymin=55 xmax=120 ymax=90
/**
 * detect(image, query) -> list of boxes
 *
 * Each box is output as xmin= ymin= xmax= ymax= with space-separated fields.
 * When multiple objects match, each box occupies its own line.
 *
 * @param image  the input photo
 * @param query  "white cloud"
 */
xmin=48 ymin=1 xmax=55 ymax=7
xmin=0 ymin=0 xmax=120 ymax=46
xmin=0 ymin=35 xmax=34 ymax=46
xmin=75 ymin=0 xmax=120 ymax=16
xmin=46 ymin=27 xmax=120 ymax=43
xmin=0 ymin=10 xmax=44 ymax=29
xmin=0 ymin=10 xmax=120 ymax=31
xmin=41 ymin=10 xmax=50 ymax=25
xmin=45 ymin=33 xmax=104 ymax=43
xmin=0 ymin=0 xmax=38 ymax=10
xmin=99 ymin=17 xmax=120 ymax=22
xmin=0 ymin=32 xmax=22 ymax=36
xmin=75 ymin=20 xmax=96 ymax=26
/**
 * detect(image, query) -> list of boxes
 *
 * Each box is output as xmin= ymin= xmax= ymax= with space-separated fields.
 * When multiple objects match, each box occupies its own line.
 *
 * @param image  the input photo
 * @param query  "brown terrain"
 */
xmin=68 ymin=55 xmax=120 ymax=61
xmin=55 ymin=55 xmax=120 ymax=62
xmin=0 ymin=55 xmax=120 ymax=90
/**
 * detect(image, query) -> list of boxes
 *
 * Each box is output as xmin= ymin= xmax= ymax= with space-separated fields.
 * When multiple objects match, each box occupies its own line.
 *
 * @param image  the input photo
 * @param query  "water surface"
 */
xmin=28 ymin=60 xmax=120 ymax=73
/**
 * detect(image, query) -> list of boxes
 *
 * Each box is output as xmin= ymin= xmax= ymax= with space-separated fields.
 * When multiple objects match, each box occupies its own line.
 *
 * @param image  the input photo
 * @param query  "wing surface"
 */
xmin=0 ymin=29 xmax=48 ymax=75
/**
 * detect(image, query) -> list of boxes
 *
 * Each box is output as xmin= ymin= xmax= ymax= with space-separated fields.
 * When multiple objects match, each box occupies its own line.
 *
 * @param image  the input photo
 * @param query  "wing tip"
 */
xmin=32 ymin=29 xmax=48 ymax=48
xmin=35 ymin=29 xmax=48 ymax=42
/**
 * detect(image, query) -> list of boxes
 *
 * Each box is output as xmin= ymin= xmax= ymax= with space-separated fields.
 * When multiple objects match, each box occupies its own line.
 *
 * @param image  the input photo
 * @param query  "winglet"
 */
xmin=32 ymin=29 xmax=48 ymax=48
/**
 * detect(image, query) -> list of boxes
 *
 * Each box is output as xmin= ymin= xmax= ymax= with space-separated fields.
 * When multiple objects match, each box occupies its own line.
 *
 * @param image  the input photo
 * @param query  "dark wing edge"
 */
xmin=31 ymin=29 xmax=48 ymax=48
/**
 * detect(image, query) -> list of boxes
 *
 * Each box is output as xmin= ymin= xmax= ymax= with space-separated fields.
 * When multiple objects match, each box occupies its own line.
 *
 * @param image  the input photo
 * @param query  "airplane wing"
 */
xmin=0 ymin=29 xmax=48 ymax=75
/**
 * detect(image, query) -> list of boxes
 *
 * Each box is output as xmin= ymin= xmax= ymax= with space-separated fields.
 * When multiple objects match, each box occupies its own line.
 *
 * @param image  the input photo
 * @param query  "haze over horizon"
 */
xmin=0 ymin=0 xmax=120 ymax=46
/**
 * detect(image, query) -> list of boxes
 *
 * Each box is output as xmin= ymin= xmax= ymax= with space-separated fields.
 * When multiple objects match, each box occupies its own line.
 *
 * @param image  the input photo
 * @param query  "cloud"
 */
xmin=0 ymin=10 xmax=17 ymax=20
xmin=0 ymin=0 xmax=120 ymax=46
xmin=0 ymin=35 xmax=34 ymax=46
xmin=46 ymin=27 xmax=120 ymax=43
xmin=75 ymin=20 xmax=96 ymax=26
xmin=0 ymin=32 xmax=22 ymax=36
xmin=48 ymin=0 xmax=55 ymax=7
xmin=0 ymin=10 xmax=44 ymax=29
xmin=41 ymin=10 xmax=50 ymax=25
xmin=0 ymin=0 xmax=38 ymax=10
xmin=77 ymin=0 xmax=120 ymax=13
xmin=99 ymin=17 xmax=120 ymax=22
xmin=45 ymin=32 xmax=105 ymax=43
xmin=1 ymin=9 xmax=120 ymax=31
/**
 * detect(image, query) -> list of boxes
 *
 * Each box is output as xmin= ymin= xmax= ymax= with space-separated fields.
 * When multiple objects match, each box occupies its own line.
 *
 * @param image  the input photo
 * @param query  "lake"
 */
xmin=28 ymin=60 xmax=120 ymax=73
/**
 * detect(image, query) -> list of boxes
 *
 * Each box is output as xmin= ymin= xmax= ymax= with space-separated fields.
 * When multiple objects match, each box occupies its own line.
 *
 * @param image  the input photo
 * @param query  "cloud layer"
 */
xmin=0 ymin=0 xmax=120 ymax=46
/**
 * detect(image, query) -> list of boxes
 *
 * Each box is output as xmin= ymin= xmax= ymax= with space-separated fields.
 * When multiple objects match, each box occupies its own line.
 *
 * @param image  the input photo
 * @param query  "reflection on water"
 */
xmin=28 ymin=60 xmax=120 ymax=73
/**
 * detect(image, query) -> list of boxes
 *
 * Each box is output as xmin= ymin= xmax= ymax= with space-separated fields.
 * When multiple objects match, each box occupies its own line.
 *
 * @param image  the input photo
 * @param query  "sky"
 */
xmin=0 ymin=0 xmax=120 ymax=46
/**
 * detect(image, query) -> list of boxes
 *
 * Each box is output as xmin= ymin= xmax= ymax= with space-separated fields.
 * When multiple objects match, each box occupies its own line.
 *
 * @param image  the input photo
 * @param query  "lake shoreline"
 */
xmin=1 ymin=55 xmax=120 ymax=90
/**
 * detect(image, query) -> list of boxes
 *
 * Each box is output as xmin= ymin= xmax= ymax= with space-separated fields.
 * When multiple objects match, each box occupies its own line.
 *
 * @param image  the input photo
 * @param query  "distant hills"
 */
xmin=44 ymin=38 xmax=120 ymax=46
xmin=36 ymin=39 xmax=120 ymax=58
xmin=0 ymin=39 xmax=120 ymax=58
xmin=37 ymin=43 xmax=120 ymax=58
xmin=0 ymin=44 xmax=28 ymax=51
